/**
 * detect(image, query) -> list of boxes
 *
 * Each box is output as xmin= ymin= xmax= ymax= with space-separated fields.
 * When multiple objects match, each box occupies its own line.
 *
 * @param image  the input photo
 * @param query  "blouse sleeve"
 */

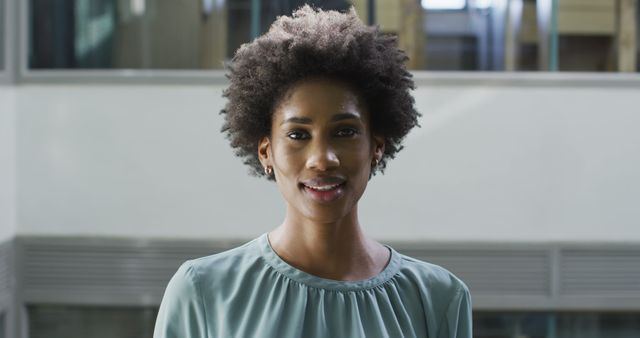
xmin=154 ymin=262 xmax=208 ymax=338
xmin=436 ymin=284 xmax=473 ymax=338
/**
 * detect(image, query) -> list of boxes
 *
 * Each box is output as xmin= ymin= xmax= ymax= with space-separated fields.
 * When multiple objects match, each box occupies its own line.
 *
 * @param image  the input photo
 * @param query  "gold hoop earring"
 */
xmin=264 ymin=166 xmax=273 ymax=176
xmin=372 ymin=158 xmax=379 ymax=167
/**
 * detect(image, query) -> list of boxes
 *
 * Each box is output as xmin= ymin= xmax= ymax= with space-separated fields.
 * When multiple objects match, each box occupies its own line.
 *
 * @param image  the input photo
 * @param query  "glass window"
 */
xmin=397 ymin=0 xmax=640 ymax=72
xmin=474 ymin=312 xmax=551 ymax=338
xmin=417 ymin=0 xmax=507 ymax=70
xmin=637 ymin=2 xmax=640 ymax=70
xmin=28 ymin=0 xmax=351 ymax=70
xmin=0 ymin=0 xmax=5 ymax=70
xmin=554 ymin=0 xmax=616 ymax=71
xmin=372 ymin=0 xmax=540 ymax=71
xmin=29 ymin=0 xmax=228 ymax=69
xmin=27 ymin=305 xmax=158 ymax=338
xmin=556 ymin=313 xmax=640 ymax=338
xmin=0 ymin=311 xmax=5 ymax=338
xmin=474 ymin=312 xmax=640 ymax=338
xmin=26 ymin=0 xmax=640 ymax=72
xmin=0 ymin=313 xmax=7 ymax=338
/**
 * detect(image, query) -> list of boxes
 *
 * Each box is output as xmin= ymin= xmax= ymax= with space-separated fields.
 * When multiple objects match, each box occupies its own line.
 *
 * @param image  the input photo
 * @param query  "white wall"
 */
xmin=11 ymin=83 xmax=640 ymax=242
xmin=0 ymin=87 xmax=16 ymax=242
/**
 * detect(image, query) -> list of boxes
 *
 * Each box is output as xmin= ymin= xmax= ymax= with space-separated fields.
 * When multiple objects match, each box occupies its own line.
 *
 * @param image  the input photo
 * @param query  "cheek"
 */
xmin=344 ymin=142 xmax=373 ymax=167
xmin=272 ymin=144 xmax=303 ymax=180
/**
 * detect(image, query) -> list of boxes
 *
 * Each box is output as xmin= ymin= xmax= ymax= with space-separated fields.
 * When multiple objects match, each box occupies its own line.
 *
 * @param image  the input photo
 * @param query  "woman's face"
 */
xmin=259 ymin=78 xmax=384 ymax=224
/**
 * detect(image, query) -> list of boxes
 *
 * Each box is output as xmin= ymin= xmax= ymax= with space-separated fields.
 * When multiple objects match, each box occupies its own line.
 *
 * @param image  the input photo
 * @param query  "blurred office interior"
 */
xmin=1 ymin=0 xmax=640 ymax=337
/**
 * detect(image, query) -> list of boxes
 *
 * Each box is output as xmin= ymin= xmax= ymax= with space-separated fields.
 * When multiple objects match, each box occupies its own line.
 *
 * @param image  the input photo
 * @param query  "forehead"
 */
xmin=273 ymin=78 xmax=368 ymax=123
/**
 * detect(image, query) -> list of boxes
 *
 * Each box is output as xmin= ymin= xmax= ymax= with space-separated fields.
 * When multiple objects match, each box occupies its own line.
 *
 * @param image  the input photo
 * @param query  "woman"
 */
xmin=154 ymin=6 xmax=471 ymax=338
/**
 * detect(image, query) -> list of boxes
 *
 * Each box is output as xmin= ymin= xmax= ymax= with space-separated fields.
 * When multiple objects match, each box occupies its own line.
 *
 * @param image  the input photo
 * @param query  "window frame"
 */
xmin=0 ymin=0 xmax=18 ymax=85
xmin=0 ymin=0 xmax=4 ymax=73
xmin=0 ymin=0 xmax=8 ymax=84
xmin=14 ymin=0 xmax=640 ymax=87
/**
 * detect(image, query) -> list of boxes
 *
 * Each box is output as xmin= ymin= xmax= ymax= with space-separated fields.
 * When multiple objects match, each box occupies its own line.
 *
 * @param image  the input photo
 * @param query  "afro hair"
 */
xmin=221 ymin=5 xmax=420 ymax=179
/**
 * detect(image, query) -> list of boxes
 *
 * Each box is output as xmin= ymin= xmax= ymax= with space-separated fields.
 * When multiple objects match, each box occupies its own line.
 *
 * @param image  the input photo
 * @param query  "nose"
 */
xmin=306 ymin=139 xmax=340 ymax=171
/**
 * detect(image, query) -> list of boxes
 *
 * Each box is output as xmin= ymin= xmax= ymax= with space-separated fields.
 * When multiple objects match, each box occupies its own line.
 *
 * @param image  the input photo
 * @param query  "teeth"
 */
xmin=306 ymin=183 xmax=341 ymax=191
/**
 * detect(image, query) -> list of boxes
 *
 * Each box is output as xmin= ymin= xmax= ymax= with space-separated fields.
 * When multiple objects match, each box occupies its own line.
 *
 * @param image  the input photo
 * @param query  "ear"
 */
xmin=258 ymin=136 xmax=271 ymax=167
xmin=372 ymin=135 xmax=385 ymax=162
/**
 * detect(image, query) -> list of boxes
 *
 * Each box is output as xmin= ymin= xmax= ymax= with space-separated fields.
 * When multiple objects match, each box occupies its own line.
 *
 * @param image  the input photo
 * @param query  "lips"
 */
xmin=303 ymin=183 xmax=343 ymax=191
xmin=300 ymin=176 xmax=346 ymax=203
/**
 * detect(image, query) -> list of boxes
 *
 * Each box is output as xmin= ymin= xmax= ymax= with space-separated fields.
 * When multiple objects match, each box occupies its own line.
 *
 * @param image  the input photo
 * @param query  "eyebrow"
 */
xmin=280 ymin=113 xmax=360 ymax=125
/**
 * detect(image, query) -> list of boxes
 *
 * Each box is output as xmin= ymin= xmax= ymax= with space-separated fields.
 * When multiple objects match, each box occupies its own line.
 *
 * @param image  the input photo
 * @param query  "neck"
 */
xmin=268 ymin=206 xmax=389 ymax=281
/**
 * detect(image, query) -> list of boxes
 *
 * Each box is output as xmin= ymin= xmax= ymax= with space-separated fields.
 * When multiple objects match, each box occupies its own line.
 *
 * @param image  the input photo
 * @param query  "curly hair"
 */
xmin=221 ymin=5 xmax=420 ymax=179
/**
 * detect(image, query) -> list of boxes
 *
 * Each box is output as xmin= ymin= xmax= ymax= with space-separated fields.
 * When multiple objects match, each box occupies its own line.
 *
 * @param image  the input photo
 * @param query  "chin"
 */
xmin=300 ymin=205 xmax=352 ymax=223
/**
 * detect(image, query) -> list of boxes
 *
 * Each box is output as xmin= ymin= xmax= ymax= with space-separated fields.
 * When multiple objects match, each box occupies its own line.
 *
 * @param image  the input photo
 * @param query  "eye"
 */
xmin=336 ymin=128 xmax=359 ymax=137
xmin=286 ymin=130 xmax=310 ymax=140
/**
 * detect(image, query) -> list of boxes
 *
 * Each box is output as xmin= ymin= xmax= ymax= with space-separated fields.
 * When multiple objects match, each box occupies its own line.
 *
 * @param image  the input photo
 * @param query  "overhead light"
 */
xmin=421 ymin=0 xmax=466 ymax=10
xmin=471 ymin=0 xmax=493 ymax=9
xmin=202 ymin=0 xmax=214 ymax=14
xmin=131 ymin=0 xmax=145 ymax=16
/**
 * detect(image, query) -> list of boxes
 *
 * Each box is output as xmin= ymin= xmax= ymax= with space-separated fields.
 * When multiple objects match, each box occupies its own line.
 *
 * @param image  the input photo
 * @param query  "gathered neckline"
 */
xmin=258 ymin=233 xmax=402 ymax=292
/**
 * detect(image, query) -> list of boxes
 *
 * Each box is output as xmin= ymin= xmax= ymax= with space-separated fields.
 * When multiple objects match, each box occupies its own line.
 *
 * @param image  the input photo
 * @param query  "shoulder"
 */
xmin=397 ymin=253 xmax=469 ymax=295
xmin=157 ymin=243 xmax=250 ymax=338
xmin=394 ymin=253 xmax=472 ymax=337
xmin=189 ymin=237 xmax=261 ymax=269
xmin=176 ymin=236 xmax=264 ymax=288
xmin=395 ymin=252 xmax=470 ymax=311
xmin=159 ymin=236 xmax=264 ymax=316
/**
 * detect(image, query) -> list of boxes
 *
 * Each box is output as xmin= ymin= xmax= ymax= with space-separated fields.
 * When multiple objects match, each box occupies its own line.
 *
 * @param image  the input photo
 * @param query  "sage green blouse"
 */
xmin=154 ymin=234 xmax=472 ymax=338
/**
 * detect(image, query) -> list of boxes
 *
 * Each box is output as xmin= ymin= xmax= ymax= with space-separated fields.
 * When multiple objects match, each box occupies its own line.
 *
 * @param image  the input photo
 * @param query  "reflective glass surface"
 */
xmin=418 ymin=1 xmax=506 ymax=70
xmin=27 ymin=0 xmax=640 ymax=72
xmin=0 ymin=0 xmax=4 ymax=69
xmin=25 ymin=307 xmax=640 ymax=338
xmin=28 ymin=0 xmax=351 ymax=70
xmin=412 ymin=0 xmax=638 ymax=71
xmin=637 ymin=0 xmax=640 ymax=71
xmin=475 ymin=312 xmax=640 ymax=338
xmin=29 ymin=0 xmax=218 ymax=69
xmin=28 ymin=305 xmax=158 ymax=338
xmin=0 ymin=312 xmax=5 ymax=338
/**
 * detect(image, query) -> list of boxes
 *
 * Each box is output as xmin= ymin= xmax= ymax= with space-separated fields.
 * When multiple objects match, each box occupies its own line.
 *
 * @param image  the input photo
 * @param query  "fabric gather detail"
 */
xmin=259 ymin=233 xmax=403 ymax=292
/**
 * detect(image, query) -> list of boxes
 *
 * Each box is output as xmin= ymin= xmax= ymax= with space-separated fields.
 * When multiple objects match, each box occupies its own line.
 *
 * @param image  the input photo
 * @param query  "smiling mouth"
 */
xmin=299 ymin=181 xmax=346 ymax=202
xmin=302 ymin=182 xmax=344 ymax=191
